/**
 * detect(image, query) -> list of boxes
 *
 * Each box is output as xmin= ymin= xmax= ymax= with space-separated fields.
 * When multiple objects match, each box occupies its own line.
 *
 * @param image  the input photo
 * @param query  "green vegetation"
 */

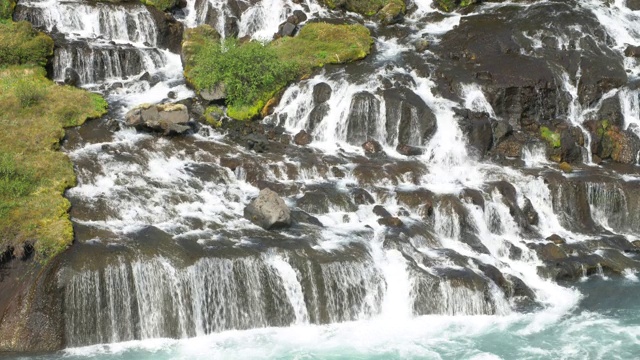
xmin=184 ymin=23 xmax=372 ymax=120
xmin=540 ymin=126 xmax=561 ymax=148
xmin=0 ymin=21 xmax=54 ymax=66
xmin=0 ymin=20 xmax=108 ymax=260
xmin=319 ymin=0 xmax=405 ymax=22
xmin=140 ymin=0 xmax=177 ymax=11
xmin=435 ymin=0 xmax=477 ymax=12
xmin=0 ymin=0 xmax=15 ymax=20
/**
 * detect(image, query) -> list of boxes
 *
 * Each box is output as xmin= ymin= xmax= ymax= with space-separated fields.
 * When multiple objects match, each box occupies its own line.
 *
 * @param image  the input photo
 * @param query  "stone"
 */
xmin=307 ymin=103 xmax=330 ymax=132
xmin=415 ymin=39 xmax=430 ymax=52
xmin=625 ymin=45 xmax=640 ymax=58
xmin=200 ymin=83 xmax=226 ymax=101
xmin=362 ymin=139 xmax=383 ymax=154
xmin=559 ymin=162 xmax=573 ymax=173
xmin=350 ymin=188 xmax=375 ymax=205
xmin=244 ymin=188 xmax=291 ymax=229
xmin=124 ymin=103 xmax=191 ymax=135
xmin=396 ymin=143 xmax=423 ymax=156
xmin=278 ymin=21 xmax=297 ymax=37
xmin=312 ymin=82 xmax=332 ymax=104
xmin=63 ymin=68 xmax=80 ymax=86
xmin=378 ymin=217 xmax=404 ymax=227
xmin=546 ymin=234 xmax=566 ymax=245
xmin=294 ymin=130 xmax=312 ymax=146
xmin=383 ymin=88 xmax=437 ymax=146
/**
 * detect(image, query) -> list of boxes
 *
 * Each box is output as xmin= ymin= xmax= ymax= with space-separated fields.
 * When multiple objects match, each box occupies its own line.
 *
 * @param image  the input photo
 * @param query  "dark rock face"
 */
xmin=0 ymin=257 xmax=64 ymax=353
xmin=63 ymin=67 xmax=80 ymax=86
xmin=362 ymin=139 xmax=383 ymax=154
xmin=313 ymin=82 xmax=332 ymax=104
xmin=307 ymin=103 xmax=330 ymax=132
xmin=244 ymin=188 xmax=291 ymax=229
xmin=383 ymin=88 xmax=437 ymax=146
xmin=148 ymin=7 xmax=184 ymax=53
xmin=459 ymin=111 xmax=493 ymax=157
xmin=346 ymin=92 xmax=381 ymax=145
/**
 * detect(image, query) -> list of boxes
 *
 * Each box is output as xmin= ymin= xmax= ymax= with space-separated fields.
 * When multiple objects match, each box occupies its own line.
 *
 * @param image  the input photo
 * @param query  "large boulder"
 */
xmin=345 ymin=92 xmax=381 ymax=145
xmin=125 ymin=103 xmax=191 ymax=135
xmin=148 ymin=7 xmax=184 ymax=53
xmin=244 ymin=188 xmax=291 ymax=229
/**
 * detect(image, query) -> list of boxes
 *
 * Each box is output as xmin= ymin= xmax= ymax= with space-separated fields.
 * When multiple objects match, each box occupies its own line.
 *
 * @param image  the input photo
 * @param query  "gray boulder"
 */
xmin=244 ymin=188 xmax=291 ymax=229
xmin=125 ymin=103 xmax=191 ymax=135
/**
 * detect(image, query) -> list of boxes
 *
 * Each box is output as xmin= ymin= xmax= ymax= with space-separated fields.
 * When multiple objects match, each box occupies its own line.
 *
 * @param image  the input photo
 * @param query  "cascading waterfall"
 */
xmin=9 ymin=0 xmax=640 ymax=357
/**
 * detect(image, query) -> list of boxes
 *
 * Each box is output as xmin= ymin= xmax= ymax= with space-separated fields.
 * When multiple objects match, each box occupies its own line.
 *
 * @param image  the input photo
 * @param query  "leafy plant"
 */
xmin=14 ymin=78 xmax=46 ymax=107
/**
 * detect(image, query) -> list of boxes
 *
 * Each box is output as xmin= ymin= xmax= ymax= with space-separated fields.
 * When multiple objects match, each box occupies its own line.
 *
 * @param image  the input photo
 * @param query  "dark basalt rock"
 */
xmin=350 ymin=188 xmax=375 ymax=205
xmin=63 ymin=67 xmax=80 ymax=86
xmin=459 ymin=111 xmax=493 ymax=157
xmin=147 ymin=7 xmax=184 ymax=54
xmin=396 ymin=144 xmax=424 ymax=156
xmin=362 ymin=139 xmax=384 ymax=154
xmin=346 ymin=92 xmax=381 ymax=145
xmin=313 ymin=82 xmax=332 ymax=104
xmin=307 ymin=103 xmax=330 ymax=132
xmin=383 ymin=87 xmax=437 ymax=146
xmin=291 ymin=209 xmax=323 ymax=227
xmin=378 ymin=216 xmax=404 ymax=227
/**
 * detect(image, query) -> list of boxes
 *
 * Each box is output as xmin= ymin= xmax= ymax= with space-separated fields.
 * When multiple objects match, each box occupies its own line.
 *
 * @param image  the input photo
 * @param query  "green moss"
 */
xmin=0 ymin=0 xmax=16 ymax=20
xmin=140 ymin=0 xmax=177 ymax=11
xmin=435 ymin=0 xmax=477 ymax=12
xmin=0 ymin=65 xmax=108 ymax=259
xmin=0 ymin=21 xmax=53 ymax=67
xmin=319 ymin=0 xmax=405 ymax=20
xmin=271 ymin=22 xmax=373 ymax=74
xmin=185 ymin=22 xmax=372 ymax=121
xmin=204 ymin=105 xmax=225 ymax=127
xmin=540 ymin=126 xmax=561 ymax=148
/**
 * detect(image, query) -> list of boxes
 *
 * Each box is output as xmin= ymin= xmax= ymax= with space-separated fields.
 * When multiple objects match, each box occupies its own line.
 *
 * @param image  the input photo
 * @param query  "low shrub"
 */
xmin=0 ymin=21 xmax=53 ymax=67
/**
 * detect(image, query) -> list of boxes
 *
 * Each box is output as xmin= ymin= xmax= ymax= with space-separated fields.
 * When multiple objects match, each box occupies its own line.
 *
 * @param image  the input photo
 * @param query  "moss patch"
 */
xmin=0 ymin=63 xmax=107 ymax=259
xmin=184 ymin=22 xmax=372 ymax=121
xmin=435 ymin=0 xmax=478 ymax=12
xmin=540 ymin=126 xmax=561 ymax=148
xmin=140 ymin=0 xmax=177 ymax=11
xmin=319 ymin=0 xmax=405 ymax=22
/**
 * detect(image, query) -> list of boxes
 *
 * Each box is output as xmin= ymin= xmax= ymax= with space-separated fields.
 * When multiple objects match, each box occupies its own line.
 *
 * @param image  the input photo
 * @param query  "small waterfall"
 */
xmin=15 ymin=1 xmax=158 ymax=46
xmin=53 ymin=45 xmax=168 ymax=85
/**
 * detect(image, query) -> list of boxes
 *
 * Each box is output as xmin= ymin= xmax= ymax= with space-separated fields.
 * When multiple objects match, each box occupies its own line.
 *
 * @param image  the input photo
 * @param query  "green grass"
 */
xmin=0 ymin=65 xmax=108 ymax=259
xmin=184 ymin=23 xmax=372 ymax=120
xmin=540 ymin=126 xmax=561 ymax=148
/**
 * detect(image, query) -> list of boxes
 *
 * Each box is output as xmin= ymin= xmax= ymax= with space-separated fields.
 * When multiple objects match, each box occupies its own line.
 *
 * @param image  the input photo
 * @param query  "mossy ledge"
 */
xmin=434 ymin=0 xmax=479 ymax=12
xmin=183 ymin=22 xmax=373 ymax=121
xmin=0 ymin=20 xmax=108 ymax=260
xmin=319 ymin=0 xmax=406 ymax=24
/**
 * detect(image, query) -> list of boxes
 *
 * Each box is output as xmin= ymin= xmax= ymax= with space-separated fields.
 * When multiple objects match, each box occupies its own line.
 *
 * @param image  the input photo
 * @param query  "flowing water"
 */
xmin=6 ymin=0 xmax=640 ymax=358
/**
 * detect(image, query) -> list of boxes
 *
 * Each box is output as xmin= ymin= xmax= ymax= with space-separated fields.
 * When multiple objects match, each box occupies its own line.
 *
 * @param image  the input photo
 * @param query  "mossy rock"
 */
xmin=140 ymin=0 xmax=177 ymax=11
xmin=184 ymin=22 xmax=373 ymax=121
xmin=319 ymin=0 xmax=405 ymax=23
xmin=540 ymin=126 xmax=561 ymax=148
xmin=435 ymin=0 xmax=479 ymax=12
xmin=559 ymin=162 xmax=573 ymax=173
xmin=204 ymin=105 xmax=225 ymax=127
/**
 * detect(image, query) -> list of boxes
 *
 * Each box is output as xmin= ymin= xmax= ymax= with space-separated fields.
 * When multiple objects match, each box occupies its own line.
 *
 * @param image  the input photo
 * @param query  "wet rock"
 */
xmin=460 ymin=188 xmax=485 ymax=210
xmin=522 ymin=198 xmax=539 ymax=226
xmin=378 ymin=216 xmax=404 ymax=227
xmin=533 ymin=243 xmax=568 ymax=261
xmin=546 ymin=234 xmax=566 ymax=245
xmin=277 ymin=21 xmax=297 ymax=37
xmin=294 ymin=130 xmax=312 ymax=146
xmin=625 ymin=45 xmax=640 ymax=58
xmin=362 ymin=139 xmax=383 ymax=154
xmin=125 ymin=103 xmax=191 ymax=135
xmin=559 ymin=162 xmax=573 ymax=173
xmin=396 ymin=144 xmax=423 ymax=156
xmin=63 ymin=67 xmax=80 ymax=86
xmin=307 ymin=103 xmax=329 ymax=132
xmin=459 ymin=111 xmax=493 ymax=157
xmin=493 ymin=134 xmax=525 ymax=158
xmin=297 ymin=189 xmax=357 ymax=214
xmin=244 ymin=188 xmax=291 ymax=230
xmin=627 ymin=0 xmax=640 ymax=11
xmin=313 ymin=82 xmax=332 ymax=104
xmin=288 ymin=10 xmax=307 ymax=25
xmin=167 ymin=91 xmax=177 ymax=99
xmin=414 ymin=39 xmax=430 ymax=52
xmin=492 ymin=120 xmax=512 ymax=145
xmin=373 ymin=205 xmax=392 ymax=218
xmin=350 ymin=188 xmax=375 ymax=205
xmin=148 ymin=7 xmax=184 ymax=53
xmin=291 ymin=209 xmax=323 ymax=227
xmin=589 ymin=121 xmax=640 ymax=164
xmin=396 ymin=189 xmax=435 ymax=218
xmin=434 ymin=0 xmax=479 ymax=12
xmin=346 ymin=92 xmax=381 ymax=145
xmin=383 ymin=88 xmax=437 ymax=146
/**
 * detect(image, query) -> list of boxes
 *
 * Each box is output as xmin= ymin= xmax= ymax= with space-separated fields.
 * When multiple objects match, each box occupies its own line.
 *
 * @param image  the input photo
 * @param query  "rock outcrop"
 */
xmin=125 ymin=103 xmax=192 ymax=135
xmin=244 ymin=188 xmax=291 ymax=229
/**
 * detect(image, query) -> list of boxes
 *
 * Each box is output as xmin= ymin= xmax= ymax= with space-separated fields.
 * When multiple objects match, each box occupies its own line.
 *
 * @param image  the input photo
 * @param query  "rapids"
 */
xmin=4 ymin=0 xmax=640 ymax=358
